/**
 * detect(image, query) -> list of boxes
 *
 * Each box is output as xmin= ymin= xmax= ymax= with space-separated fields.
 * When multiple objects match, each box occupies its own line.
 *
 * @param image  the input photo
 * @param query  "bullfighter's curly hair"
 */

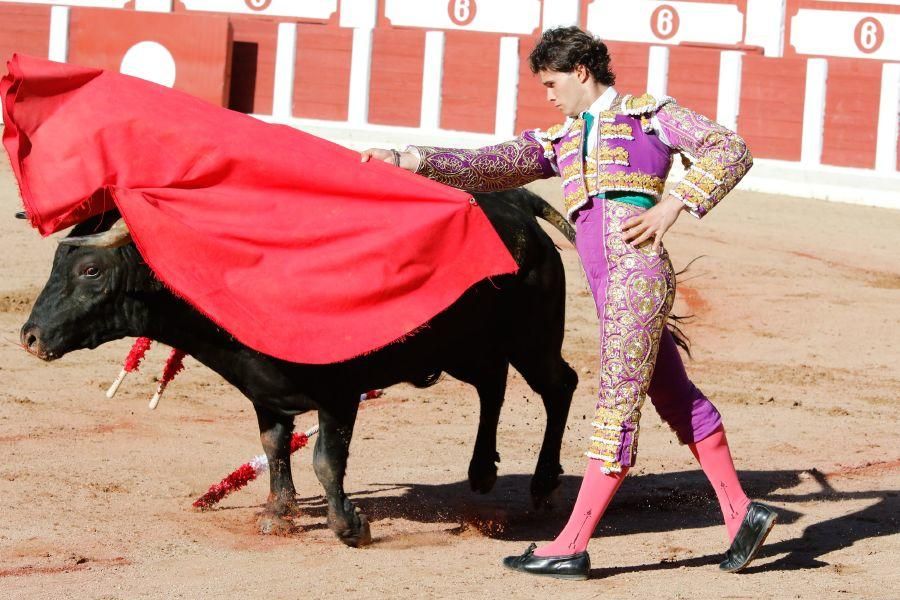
xmin=528 ymin=26 xmax=616 ymax=86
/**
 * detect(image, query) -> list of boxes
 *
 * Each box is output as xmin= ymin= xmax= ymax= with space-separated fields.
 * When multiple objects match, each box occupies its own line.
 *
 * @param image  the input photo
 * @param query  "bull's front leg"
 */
xmin=253 ymin=403 xmax=300 ymax=535
xmin=313 ymin=401 xmax=371 ymax=547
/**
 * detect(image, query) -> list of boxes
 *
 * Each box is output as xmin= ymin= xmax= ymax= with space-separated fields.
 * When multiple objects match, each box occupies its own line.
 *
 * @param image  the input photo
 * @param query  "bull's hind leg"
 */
xmin=253 ymin=404 xmax=300 ymax=535
xmin=313 ymin=401 xmax=371 ymax=547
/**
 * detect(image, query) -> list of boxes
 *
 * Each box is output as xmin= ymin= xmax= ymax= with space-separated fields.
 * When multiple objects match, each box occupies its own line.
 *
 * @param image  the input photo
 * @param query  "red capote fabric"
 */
xmin=1 ymin=54 xmax=518 ymax=364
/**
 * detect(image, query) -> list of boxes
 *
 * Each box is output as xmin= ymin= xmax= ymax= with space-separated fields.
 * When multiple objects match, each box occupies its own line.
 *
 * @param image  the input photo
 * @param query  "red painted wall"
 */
xmin=738 ymin=55 xmax=806 ymax=161
xmin=293 ymin=24 xmax=352 ymax=121
xmin=229 ymin=16 xmax=277 ymax=115
xmin=440 ymin=31 xmax=499 ymax=133
xmin=0 ymin=3 xmax=51 ymax=64
xmin=368 ymin=28 xmax=425 ymax=127
xmin=68 ymin=8 xmax=231 ymax=107
xmin=667 ymin=46 xmax=719 ymax=119
xmin=821 ymin=58 xmax=881 ymax=168
xmin=604 ymin=41 xmax=650 ymax=96
xmin=515 ymin=34 xmax=561 ymax=132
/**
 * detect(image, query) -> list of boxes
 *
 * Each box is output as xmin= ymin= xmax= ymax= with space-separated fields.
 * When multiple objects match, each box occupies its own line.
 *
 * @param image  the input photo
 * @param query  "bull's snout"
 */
xmin=20 ymin=323 xmax=54 ymax=361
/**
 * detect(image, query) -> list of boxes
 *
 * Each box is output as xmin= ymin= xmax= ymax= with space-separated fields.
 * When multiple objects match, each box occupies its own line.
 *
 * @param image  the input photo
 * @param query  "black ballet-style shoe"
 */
xmin=719 ymin=501 xmax=778 ymax=573
xmin=502 ymin=543 xmax=590 ymax=580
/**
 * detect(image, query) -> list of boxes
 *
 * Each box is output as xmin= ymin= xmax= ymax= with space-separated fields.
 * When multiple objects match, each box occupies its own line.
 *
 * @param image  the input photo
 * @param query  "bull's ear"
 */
xmin=59 ymin=219 xmax=132 ymax=248
xmin=14 ymin=211 xmax=26 ymax=219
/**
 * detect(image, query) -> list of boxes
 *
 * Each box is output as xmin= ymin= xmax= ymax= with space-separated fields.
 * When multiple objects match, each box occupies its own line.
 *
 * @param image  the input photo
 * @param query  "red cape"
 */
xmin=1 ymin=55 xmax=517 ymax=364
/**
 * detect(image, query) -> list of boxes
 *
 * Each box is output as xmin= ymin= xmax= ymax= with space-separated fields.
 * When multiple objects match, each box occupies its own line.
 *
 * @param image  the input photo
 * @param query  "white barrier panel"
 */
xmin=801 ymin=58 xmax=828 ymax=166
xmin=495 ymin=36 xmax=520 ymax=138
xmin=420 ymin=31 xmax=446 ymax=130
xmin=180 ymin=0 xmax=337 ymax=19
xmin=646 ymin=45 xmax=669 ymax=98
xmin=348 ymin=28 xmax=373 ymax=126
xmin=273 ymin=23 xmax=297 ymax=120
xmin=48 ymin=6 xmax=70 ymax=63
xmin=791 ymin=9 xmax=900 ymax=61
xmin=717 ymin=51 xmax=743 ymax=131
xmin=875 ymin=62 xmax=900 ymax=173
xmin=587 ymin=0 xmax=744 ymax=46
xmin=384 ymin=0 xmax=541 ymax=35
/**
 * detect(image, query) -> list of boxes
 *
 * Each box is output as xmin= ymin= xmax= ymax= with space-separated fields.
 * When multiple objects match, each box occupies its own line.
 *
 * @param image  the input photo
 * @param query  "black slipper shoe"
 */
xmin=502 ymin=543 xmax=590 ymax=580
xmin=719 ymin=501 xmax=778 ymax=573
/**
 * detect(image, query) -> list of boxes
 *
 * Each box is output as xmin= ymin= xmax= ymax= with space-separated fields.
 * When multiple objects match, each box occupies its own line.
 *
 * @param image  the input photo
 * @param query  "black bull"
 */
xmin=20 ymin=188 xmax=579 ymax=547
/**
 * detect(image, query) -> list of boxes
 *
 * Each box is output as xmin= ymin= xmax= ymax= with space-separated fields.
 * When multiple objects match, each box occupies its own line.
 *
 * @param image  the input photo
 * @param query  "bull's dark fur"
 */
xmin=22 ymin=189 xmax=579 ymax=547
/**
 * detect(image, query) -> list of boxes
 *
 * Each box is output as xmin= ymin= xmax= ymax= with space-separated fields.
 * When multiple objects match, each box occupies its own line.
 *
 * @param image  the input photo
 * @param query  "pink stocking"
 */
xmin=534 ymin=460 xmax=628 ymax=557
xmin=689 ymin=425 xmax=751 ymax=541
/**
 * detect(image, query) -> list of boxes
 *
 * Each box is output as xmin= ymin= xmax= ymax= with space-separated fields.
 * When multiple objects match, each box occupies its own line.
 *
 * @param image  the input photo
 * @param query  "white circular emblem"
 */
xmin=119 ymin=41 xmax=177 ymax=88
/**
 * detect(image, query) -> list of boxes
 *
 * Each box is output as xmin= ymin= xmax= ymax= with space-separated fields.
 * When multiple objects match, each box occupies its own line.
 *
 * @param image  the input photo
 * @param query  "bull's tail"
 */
xmin=514 ymin=188 xmax=576 ymax=245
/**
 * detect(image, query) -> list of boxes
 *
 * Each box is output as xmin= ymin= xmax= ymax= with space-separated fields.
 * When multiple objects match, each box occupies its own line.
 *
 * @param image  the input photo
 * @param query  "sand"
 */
xmin=0 ymin=157 xmax=898 ymax=599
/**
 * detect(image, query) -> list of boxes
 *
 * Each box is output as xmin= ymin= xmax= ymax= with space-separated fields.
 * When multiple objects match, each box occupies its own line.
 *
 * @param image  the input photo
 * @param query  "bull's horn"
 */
xmin=14 ymin=211 xmax=26 ymax=220
xmin=59 ymin=219 xmax=132 ymax=248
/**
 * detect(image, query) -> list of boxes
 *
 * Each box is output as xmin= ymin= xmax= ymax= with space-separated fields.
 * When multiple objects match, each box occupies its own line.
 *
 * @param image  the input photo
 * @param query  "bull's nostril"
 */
xmin=26 ymin=333 xmax=37 ymax=348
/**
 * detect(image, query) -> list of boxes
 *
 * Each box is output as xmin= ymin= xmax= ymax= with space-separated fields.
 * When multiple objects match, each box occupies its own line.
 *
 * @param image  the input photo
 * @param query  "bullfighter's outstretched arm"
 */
xmin=655 ymin=103 xmax=753 ymax=219
xmin=407 ymin=131 xmax=557 ymax=192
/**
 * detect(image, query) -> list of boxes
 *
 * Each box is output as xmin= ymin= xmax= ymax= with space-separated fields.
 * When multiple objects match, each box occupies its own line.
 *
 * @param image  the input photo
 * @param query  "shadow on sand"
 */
xmin=274 ymin=467 xmax=897 ymax=574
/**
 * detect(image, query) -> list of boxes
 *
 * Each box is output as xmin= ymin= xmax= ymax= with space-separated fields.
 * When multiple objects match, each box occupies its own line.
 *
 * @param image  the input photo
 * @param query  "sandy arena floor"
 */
xmin=0 ymin=155 xmax=897 ymax=599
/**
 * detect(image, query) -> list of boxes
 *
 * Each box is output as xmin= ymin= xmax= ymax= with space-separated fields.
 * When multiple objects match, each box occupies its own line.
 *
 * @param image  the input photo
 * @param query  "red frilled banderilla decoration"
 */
xmin=107 ymin=339 xmax=384 ymax=510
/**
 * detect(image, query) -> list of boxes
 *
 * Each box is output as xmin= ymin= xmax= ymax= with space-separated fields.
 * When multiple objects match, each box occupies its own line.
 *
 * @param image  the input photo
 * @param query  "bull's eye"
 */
xmin=81 ymin=265 xmax=101 ymax=279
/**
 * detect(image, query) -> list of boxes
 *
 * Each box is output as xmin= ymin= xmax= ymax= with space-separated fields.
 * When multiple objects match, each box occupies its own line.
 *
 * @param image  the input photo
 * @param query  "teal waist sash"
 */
xmin=602 ymin=190 xmax=655 ymax=210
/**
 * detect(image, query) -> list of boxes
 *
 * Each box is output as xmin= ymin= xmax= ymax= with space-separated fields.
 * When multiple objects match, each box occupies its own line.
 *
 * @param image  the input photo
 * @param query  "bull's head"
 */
xmin=20 ymin=212 xmax=159 ymax=360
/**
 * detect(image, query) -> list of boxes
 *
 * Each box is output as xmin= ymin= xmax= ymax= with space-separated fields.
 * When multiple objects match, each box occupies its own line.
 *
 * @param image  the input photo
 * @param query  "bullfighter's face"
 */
xmin=539 ymin=65 xmax=593 ymax=118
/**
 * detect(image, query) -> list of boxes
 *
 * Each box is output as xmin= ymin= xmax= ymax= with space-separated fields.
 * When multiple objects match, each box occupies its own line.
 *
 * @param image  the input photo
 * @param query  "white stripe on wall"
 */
xmin=420 ymin=31 xmax=445 ymax=130
xmin=495 ymin=36 xmax=520 ymax=138
xmin=717 ymin=51 xmax=743 ymax=131
xmin=48 ymin=6 xmax=70 ymax=63
xmin=875 ymin=62 xmax=900 ymax=173
xmin=348 ymin=27 xmax=374 ymax=125
xmin=801 ymin=58 xmax=828 ymax=165
xmin=646 ymin=45 xmax=669 ymax=98
xmin=273 ymin=22 xmax=297 ymax=120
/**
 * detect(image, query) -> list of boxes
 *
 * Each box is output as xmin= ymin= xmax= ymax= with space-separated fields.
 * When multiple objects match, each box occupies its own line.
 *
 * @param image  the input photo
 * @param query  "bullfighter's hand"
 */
xmin=621 ymin=194 xmax=685 ymax=253
xmin=359 ymin=148 xmax=418 ymax=172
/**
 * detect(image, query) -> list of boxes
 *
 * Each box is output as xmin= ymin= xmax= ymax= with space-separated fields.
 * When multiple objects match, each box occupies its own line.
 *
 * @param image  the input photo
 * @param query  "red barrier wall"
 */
xmin=229 ymin=16 xmax=277 ymax=115
xmin=515 ymin=35 xmax=560 ymax=132
xmin=0 ymin=3 xmax=50 ymax=64
xmin=604 ymin=41 xmax=650 ymax=96
xmin=668 ymin=46 xmax=719 ymax=119
xmin=821 ymin=58 xmax=881 ymax=169
xmin=368 ymin=28 xmax=425 ymax=127
xmin=441 ymin=31 xmax=500 ymax=134
xmin=68 ymin=8 xmax=231 ymax=107
xmin=294 ymin=24 xmax=352 ymax=121
xmin=739 ymin=55 xmax=806 ymax=161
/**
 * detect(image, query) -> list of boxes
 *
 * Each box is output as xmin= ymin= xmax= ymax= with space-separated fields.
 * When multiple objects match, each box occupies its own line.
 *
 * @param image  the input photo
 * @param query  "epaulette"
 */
xmin=619 ymin=93 xmax=675 ymax=116
xmin=534 ymin=118 xmax=574 ymax=142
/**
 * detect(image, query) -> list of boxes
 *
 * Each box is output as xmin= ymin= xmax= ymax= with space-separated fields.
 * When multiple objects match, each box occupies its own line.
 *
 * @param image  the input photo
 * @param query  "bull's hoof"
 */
xmin=257 ymin=512 xmax=296 ymax=536
xmin=530 ymin=465 xmax=563 ymax=510
xmin=468 ymin=462 xmax=498 ymax=494
xmin=328 ymin=502 xmax=372 ymax=548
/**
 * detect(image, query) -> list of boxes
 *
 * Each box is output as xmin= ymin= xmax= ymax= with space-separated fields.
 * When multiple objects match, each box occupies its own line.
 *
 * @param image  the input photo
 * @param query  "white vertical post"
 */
xmin=646 ymin=45 xmax=669 ymax=98
xmin=339 ymin=0 xmax=378 ymax=29
xmin=420 ymin=31 xmax=445 ymax=130
xmin=717 ymin=51 xmax=743 ymax=131
xmin=48 ymin=6 xmax=70 ymax=63
xmin=495 ymin=36 xmax=520 ymax=138
xmin=272 ymin=23 xmax=297 ymax=120
xmin=542 ymin=0 xmax=580 ymax=31
xmin=875 ymin=62 xmax=900 ymax=173
xmin=134 ymin=0 xmax=173 ymax=12
xmin=801 ymin=58 xmax=828 ymax=165
xmin=744 ymin=0 xmax=786 ymax=57
xmin=348 ymin=27 xmax=374 ymax=125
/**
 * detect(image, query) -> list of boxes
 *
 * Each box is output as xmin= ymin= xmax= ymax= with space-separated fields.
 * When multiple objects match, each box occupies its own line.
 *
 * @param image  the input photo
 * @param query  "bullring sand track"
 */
xmin=0 ymin=157 xmax=898 ymax=599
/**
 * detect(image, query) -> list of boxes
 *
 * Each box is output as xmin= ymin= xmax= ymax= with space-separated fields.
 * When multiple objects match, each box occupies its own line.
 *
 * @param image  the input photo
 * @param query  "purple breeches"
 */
xmin=575 ymin=198 xmax=722 ymax=473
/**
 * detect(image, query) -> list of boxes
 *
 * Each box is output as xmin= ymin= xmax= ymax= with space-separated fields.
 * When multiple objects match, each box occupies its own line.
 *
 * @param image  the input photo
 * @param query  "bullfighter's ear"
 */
xmin=14 ymin=211 xmax=26 ymax=219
